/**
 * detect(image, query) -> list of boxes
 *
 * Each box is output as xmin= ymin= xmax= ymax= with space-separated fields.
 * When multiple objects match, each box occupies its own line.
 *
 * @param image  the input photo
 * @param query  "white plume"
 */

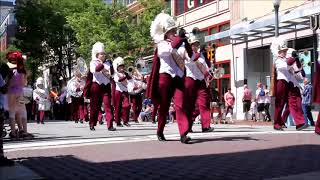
xmin=270 ymin=37 xmax=287 ymax=56
xmin=150 ymin=13 xmax=176 ymax=43
xmin=91 ymin=42 xmax=105 ymax=61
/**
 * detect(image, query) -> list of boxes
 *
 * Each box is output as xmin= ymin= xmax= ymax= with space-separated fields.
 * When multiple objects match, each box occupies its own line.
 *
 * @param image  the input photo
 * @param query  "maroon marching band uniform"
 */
xmin=273 ymin=44 xmax=307 ymax=130
xmin=147 ymin=13 xmax=193 ymax=143
xmin=113 ymin=57 xmax=131 ymax=126
xmin=89 ymin=42 xmax=115 ymax=131
xmin=67 ymin=75 xmax=85 ymax=123
xmin=184 ymin=38 xmax=213 ymax=132
xmin=129 ymin=72 xmax=144 ymax=123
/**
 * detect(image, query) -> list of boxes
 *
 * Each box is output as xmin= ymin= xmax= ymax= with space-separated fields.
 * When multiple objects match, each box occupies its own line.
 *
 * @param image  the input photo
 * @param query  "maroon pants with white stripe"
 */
xmin=114 ymin=90 xmax=130 ymax=124
xmin=184 ymin=77 xmax=211 ymax=130
xmin=89 ymin=83 xmax=114 ymax=128
xmin=274 ymin=80 xmax=305 ymax=128
xmin=157 ymin=73 xmax=190 ymax=136
xmin=130 ymin=94 xmax=142 ymax=121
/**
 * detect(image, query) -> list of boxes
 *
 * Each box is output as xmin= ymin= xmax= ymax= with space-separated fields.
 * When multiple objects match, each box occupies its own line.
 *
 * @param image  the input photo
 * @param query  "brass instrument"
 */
xmin=127 ymin=67 xmax=147 ymax=95
xmin=75 ymin=57 xmax=88 ymax=78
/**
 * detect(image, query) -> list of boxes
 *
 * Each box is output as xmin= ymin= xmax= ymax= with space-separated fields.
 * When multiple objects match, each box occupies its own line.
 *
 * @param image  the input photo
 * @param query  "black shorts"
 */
xmin=243 ymin=100 xmax=251 ymax=112
xmin=257 ymin=103 xmax=265 ymax=112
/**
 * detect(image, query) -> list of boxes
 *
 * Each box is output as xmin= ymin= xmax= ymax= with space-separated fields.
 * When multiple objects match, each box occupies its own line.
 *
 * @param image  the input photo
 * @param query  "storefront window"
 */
xmin=220 ymin=62 xmax=230 ymax=74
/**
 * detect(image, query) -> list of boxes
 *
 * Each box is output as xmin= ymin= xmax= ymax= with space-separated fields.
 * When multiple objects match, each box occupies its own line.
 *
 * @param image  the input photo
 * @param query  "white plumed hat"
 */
xmin=91 ymin=42 xmax=105 ymax=60
xmin=36 ymin=77 xmax=44 ymax=86
xmin=113 ymin=57 xmax=125 ymax=72
xmin=150 ymin=12 xmax=177 ymax=43
xmin=286 ymin=48 xmax=296 ymax=58
xmin=188 ymin=33 xmax=200 ymax=44
xmin=270 ymin=37 xmax=288 ymax=56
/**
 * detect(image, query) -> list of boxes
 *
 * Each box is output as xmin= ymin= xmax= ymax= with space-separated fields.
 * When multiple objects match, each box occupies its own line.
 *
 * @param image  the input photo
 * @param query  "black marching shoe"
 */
xmin=99 ymin=121 xmax=104 ymax=125
xmin=296 ymin=123 xmax=309 ymax=131
xmin=80 ymin=120 xmax=84 ymax=124
xmin=152 ymin=121 xmax=156 ymax=124
xmin=202 ymin=127 xmax=214 ymax=133
xmin=189 ymin=129 xmax=193 ymax=133
xmin=180 ymin=135 xmax=191 ymax=144
xmin=90 ymin=126 xmax=95 ymax=131
xmin=116 ymin=123 xmax=123 ymax=127
xmin=0 ymin=157 xmax=15 ymax=167
xmin=134 ymin=120 xmax=139 ymax=123
xmin=108 ymin=127 xmax=116 ymax=131
xmin=157 ymin=133 xmax=166 ymax=141
xmin=75 ymin=120 xmax=78 ymax=123
xmin=274 ymin=126 xmax=284 ymax=131
xmin=124 ymin=123 xmax=131 ymax=127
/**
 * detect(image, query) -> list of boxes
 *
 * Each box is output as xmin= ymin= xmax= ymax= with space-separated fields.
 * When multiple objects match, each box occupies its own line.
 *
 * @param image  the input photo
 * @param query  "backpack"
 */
xmin=259 ymin=89 xmax=265 ymax=96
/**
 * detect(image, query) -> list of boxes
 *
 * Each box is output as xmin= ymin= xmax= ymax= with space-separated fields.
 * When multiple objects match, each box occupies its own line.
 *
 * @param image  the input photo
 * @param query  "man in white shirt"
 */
xmin=89 ymin=42 xmax=115 ymax=131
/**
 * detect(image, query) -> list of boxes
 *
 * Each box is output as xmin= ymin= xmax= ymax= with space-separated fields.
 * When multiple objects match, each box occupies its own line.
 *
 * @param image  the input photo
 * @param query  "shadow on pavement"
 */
xmin=189 ymin=136 xmax=261 ymax=144
xmin=14 ymin=144 xmax=320 ymax=180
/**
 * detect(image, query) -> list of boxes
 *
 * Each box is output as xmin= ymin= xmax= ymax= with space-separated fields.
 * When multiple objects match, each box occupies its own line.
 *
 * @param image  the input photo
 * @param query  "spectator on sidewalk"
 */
xmin=224 ymin=88 xmax=235 ymax=123
xmin=263 ymin=85 xmax=271 ymax=122
xmin=255 ymin=82 xmax=265 ymax=121
xmin=0 ymin=62 xmax=15 ymax=166
xmin=250 ymin=98 xmax=257 ymax=121
xmin=242 ymin=84 xmax=252 ymax=120
xmin=139 ymin=104 xmax=153 ymax=122
xmin=302 ymin=78 xmax=314 ymax=126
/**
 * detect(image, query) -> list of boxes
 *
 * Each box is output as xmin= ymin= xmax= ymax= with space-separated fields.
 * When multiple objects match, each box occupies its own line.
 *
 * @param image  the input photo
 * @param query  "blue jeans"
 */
xmin=302 ymin=104 xmax=314 ymax=126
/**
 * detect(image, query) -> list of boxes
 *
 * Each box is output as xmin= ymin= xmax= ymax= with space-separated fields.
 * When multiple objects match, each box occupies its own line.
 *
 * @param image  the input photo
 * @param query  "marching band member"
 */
xmin=129 ymin=68 xmax=145 ymax=123
xmin=314 ymin=50 xmax=320 ymax=135
xmin=113 ymin=57 xmax=132 ymax=127
xmin=184 ymin=34 xmax=214 ymax=133
xmin=271 ymin=38 xmax=308 ymax=131
xmin=67 ymin=70 xmax=85 ymax=123
xmin=89 ymin=42 xmax=115 ymax=131
xmin=33 ymin=77 xmax=50 ymax=124
xmin=146 ymin=13 xmax=192 ymax=143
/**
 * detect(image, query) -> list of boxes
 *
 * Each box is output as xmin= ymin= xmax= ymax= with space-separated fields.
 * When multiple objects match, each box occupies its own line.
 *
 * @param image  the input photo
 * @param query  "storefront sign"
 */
xmin=310 ymin=14 xmax=319 ymax=30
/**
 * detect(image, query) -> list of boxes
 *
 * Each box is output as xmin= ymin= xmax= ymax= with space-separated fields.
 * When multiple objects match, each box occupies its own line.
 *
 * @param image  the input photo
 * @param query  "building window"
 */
xmin=205 ymin=22 xmax=230 ymax=46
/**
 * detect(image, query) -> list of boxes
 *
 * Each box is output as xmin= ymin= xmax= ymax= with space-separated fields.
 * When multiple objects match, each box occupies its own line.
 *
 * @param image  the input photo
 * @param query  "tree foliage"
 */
xmin=13 ymin=0 xmax=168 ymax=85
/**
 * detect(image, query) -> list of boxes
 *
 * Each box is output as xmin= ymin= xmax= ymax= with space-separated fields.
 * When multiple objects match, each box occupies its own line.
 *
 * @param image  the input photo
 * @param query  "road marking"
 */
xmin=4 ymin=129 xmax=314 ymax=152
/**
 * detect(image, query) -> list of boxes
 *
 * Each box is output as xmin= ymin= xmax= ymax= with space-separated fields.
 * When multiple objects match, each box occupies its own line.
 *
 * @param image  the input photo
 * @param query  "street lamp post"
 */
xmin=270 ymin=0 xmax=281 ymax=97
xmin=273 ymin=0 xmax=281 ymax=37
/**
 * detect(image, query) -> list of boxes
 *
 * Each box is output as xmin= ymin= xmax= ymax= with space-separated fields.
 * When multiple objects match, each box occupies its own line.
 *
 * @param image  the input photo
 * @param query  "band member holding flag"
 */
xmin=147 ymin=12 xmax=192 ymax=144
xmin=89 ymin=42 xmax=115 ymax=131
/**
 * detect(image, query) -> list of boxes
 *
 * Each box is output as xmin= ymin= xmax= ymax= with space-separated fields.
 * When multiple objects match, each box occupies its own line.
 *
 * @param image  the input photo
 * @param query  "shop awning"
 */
xmin=205 ymin=2 xmax=320 ymax=44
